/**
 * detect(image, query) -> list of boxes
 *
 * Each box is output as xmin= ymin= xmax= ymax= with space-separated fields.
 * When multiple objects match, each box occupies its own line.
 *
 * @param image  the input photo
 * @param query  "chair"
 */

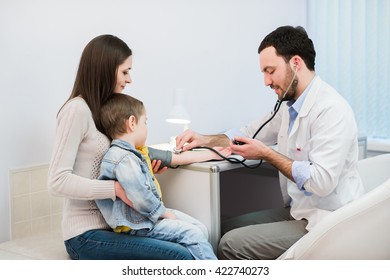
xmin=278 ymin=153 xmax=390 ymax=260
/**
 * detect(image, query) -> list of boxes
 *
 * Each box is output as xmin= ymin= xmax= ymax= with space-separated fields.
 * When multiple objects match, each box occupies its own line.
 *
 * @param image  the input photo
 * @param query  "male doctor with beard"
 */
xmin=175 ymin=25 xmax=364 ymax=260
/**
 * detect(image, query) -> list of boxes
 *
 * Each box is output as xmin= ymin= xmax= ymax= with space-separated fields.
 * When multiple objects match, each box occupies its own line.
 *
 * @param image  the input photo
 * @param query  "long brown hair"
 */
xmin=61 ymin=34 xmax=132 ymax=133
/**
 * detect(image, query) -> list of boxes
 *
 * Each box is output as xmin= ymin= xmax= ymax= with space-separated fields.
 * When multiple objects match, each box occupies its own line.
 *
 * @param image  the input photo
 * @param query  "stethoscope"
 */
xmin=181 ymin=66 xmax=298 ymax=169
xmin=249 ymin=65 xmax=298 ymax=141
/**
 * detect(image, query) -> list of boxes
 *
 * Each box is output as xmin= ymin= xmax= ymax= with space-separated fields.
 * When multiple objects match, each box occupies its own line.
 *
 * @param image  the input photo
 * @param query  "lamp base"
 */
xmin=170 ymin=136 xmax=176 ymax=146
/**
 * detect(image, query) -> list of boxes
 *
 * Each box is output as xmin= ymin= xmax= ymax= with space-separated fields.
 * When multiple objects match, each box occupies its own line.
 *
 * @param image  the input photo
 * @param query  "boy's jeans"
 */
xmin=130 ymin=209 xmax=217 ymax=260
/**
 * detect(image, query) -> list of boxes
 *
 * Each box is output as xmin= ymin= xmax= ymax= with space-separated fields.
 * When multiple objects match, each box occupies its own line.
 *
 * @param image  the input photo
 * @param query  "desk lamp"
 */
xmin=166 ymin=88 xmax=191 ymax=145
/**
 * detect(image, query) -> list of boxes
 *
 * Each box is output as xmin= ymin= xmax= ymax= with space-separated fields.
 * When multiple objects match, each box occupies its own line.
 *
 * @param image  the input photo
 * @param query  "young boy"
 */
xmin=96 ymin=93 xmax=231 ymax=260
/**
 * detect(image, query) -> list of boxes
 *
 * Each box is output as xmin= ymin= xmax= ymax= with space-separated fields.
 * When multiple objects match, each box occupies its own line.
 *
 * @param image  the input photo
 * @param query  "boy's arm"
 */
xmin=171 ymin=147 xmax=231 ymax=166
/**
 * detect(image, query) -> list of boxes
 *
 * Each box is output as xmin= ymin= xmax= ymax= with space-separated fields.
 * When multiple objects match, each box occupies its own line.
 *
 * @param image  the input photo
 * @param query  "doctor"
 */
xmin=175 ymin=25 xmax=364 ymax=259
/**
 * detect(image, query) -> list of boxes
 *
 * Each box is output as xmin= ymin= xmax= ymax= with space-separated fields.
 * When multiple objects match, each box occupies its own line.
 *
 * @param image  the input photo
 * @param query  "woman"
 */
xmin=47 ymin=34 xmax=193 ymax=260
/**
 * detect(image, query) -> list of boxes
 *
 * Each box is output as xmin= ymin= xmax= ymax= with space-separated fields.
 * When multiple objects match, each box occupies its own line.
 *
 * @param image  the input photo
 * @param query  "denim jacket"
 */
xmin=96 ymin=139 xmax=166 ymax=231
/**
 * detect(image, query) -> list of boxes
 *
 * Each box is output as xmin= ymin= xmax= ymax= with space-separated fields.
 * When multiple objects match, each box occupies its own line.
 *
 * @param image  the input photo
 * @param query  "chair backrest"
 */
xmin=278 ymin=179 xmax=390 ymax=259
xmin=278 ymin=154 xmax=390 ymax=260
xmin=357 ymin=153 xmax=390 ymax=192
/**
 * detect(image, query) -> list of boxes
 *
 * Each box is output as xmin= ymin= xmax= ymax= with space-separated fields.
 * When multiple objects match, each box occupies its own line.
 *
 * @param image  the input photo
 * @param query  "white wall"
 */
xmin=0 ymin=0 xmax=307 ymax=242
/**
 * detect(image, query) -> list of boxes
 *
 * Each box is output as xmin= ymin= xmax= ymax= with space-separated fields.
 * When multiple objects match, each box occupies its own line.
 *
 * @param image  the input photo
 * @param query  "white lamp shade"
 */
xmin=166 ymin=88 xmax=191 ymax=124
xmin=166 ymin=106 xmax=191 ymax=124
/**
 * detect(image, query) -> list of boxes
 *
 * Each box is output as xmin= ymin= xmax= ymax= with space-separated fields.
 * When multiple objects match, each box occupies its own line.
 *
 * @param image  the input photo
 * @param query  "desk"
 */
xmin=155 ymin=157 xmax=283 ymax=252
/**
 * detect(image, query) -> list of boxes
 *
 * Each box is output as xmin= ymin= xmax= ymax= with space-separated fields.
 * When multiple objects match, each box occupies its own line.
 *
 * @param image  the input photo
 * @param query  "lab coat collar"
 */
xmin=298 ymin=75 xmax=321 ymax=118
xmin=289 ymin=75 xmax=321 ymax=136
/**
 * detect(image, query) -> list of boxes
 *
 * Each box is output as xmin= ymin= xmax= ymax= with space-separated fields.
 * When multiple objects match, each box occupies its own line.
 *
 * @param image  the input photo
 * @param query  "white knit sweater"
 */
xmin=48 ymin=97 xmax=115 ymax=241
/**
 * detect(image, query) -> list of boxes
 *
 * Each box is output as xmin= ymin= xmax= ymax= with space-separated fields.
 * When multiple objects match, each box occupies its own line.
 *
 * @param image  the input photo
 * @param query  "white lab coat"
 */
xmin=240 ymin=76 xmax=364 ymax=230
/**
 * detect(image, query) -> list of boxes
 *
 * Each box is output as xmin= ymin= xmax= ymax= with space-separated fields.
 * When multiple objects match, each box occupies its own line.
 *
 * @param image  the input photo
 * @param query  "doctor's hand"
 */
xmin=230 ymin=136 xmax=272 ymax=160
xmin=175 ymin=130 xmax=207 ymax=152
xmin=231 ymin=137 xmax=294 ymax=180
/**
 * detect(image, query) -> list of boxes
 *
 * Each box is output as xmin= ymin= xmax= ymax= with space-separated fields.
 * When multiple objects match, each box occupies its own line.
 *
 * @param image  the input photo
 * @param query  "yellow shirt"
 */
xmin=137 ymin=145 xmax=163 ymax=199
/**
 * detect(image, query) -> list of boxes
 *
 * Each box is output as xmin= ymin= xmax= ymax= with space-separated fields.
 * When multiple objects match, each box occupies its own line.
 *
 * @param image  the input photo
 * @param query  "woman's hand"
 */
xmin=162 ymin=210 xmax=177 ymax=220
xmin=151 ymin=159 xmax=168 ymax=174
xmin=114 ymin=181 xmax=134 ymax=207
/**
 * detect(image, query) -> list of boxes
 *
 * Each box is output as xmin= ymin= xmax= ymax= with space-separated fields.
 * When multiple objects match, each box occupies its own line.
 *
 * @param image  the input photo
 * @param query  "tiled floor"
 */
xmin=0 ymin=231 xmax=69 ymax=260
xmin=0 ymin=250 xmax=35 ymax=260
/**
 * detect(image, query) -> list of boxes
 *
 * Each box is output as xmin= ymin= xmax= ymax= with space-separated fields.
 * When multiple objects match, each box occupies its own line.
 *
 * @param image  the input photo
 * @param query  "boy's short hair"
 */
xmin=101 ymin=93 xmax=145 ymax=140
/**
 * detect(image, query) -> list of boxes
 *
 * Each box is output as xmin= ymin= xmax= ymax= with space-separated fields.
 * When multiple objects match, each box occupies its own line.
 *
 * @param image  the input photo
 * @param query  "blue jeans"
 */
xmin=130 ymin=209 xmax=217 ymax=260
xmin=64 ymin=229 xmax=193 ymax=260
